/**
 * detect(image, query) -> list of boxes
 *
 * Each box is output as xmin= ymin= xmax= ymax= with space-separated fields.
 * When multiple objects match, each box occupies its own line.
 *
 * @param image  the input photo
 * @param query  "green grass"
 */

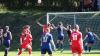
xmin=0 ymin=50 xmax=100 ymax=56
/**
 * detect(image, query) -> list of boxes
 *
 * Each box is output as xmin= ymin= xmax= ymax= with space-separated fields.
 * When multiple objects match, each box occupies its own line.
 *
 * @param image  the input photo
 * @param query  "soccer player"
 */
xmin=84 ymin=28 xmax=100 ymax=53
xmin=66 ymin=25 xmax=72 ymax=46
xmin=41 ymin=28 xmax=56 ymax=56
xmin=0 ymin=27 xmax=3 ymax=47
xmin=3 ymin=26 xmax=12 ymax=56
xmin=17 ymin=25 xmax=32 ymax=56
xmin=52 ymin=22 xmax=67 ymax=50
xmin=37 ymin=21 xmax=53 ymax=34
xmin=70 ymin=24 xmax=83 ymax=56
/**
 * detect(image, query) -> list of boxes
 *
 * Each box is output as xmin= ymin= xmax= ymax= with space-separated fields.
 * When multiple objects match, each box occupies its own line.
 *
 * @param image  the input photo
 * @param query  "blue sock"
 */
xmin=89 ymin=47 xmax=91 ymax=52
xmin=56 ymin=43 xmax=59 ymax=49
xmin=4 ymin=48 xmax=8 ymax=56
xmin=61 ymin=44 xmax=64 ymax=49
xmin=85 ymin=46 xmax=88 ymax=51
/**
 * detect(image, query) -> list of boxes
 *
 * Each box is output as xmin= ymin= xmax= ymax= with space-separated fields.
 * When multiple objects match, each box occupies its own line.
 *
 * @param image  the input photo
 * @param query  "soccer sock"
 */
xmin=84 ymin=46 xmax=88 ymax=51
xmin=18 ymin=49 xmax=22 ymax=55
xmin=56 ymin=43 xmax=59 ymax=49
xmin=4 ymin=48 xmax=9 ymax=56
xmin=61 ymin=44 xmax=64 ymax=49
xmin=89 ymin=47 xmax=91 ymax=52
xmin=28 ymin=48 xmax=32 ymax=55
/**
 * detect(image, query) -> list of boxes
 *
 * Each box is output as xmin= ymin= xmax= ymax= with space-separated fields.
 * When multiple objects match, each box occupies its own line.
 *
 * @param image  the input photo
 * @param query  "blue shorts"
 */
xmin=87 ymin=40 xmax=95 ymax=44
xmin=58 ymin=35 xmax=64 ymax=41
xmin=41 ymin=46 xmax=52 ymax=54
xmin=4 ymin=40 xmax=11 ymax=48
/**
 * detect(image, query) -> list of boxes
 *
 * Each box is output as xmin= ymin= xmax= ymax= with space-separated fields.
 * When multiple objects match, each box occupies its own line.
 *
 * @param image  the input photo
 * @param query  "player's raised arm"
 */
xmin=63 ymin=26 xmax=68 ymax=30
xmin=37 ymin=21 xmax=43 ymax=27
xmin=83 ymin=34 xmax=88 ymax=41
xmin=93 ymin=33 xmax=100 ymax=40
xmin=51 ymin=23 xmax=57 ymax=29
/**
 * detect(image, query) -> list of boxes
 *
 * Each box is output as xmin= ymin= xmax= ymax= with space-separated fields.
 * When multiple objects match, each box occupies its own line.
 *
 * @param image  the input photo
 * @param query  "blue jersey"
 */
xmin=4 ymin=31 xmax=11 ymax=40
xmin=41 ymin=33 xmax=53 ymax=48
xmin=86 ymin=32 xmax=95 ymax=41
xmin=57 ymin=26 xmax=64 ymax=36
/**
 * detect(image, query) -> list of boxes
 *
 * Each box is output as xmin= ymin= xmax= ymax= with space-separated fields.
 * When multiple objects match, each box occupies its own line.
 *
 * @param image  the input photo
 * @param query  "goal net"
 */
xmin=47 ymin=12 xmax=100 ymax=50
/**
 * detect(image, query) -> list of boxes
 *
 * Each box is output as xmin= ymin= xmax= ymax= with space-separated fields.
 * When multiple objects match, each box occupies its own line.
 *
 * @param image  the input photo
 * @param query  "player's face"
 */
xmin=47 ymin=23 xmax=51 ymax=27
xmin=5 ymin=26 xmax=9 ymax=31
xmin=23 ymin=29 xmax=28 ymax=34
xmin=0 ymin=29 xmax=3 ymax=33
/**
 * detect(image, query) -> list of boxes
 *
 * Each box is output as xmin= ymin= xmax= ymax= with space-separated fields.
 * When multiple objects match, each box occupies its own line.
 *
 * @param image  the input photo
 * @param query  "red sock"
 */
xmin=18 ymin=49 xmax=22 ymax=55
xmin=28 ymin=48 xmax=32 ymax=55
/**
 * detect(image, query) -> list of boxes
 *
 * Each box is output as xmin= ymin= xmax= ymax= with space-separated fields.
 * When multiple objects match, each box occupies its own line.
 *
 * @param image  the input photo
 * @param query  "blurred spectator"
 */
xmin=83 ymin=0 xmax=93 ymax=11
xmin=93 ymin=0 xmax=98 ymax=11
xmin=97 ymin=0 xmax=100 ymax=11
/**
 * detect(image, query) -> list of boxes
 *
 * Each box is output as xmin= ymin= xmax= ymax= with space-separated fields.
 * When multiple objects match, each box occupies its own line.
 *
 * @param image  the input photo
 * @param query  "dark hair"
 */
xmin=86 ymin=28 xmax=90 ymax=31
xmin=58 ymin=22 xmax=62 ymax=25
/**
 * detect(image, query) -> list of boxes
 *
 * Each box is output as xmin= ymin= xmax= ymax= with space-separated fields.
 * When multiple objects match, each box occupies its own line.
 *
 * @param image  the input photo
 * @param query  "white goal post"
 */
xmin=46 ymin=11 xmax=100 ymax=24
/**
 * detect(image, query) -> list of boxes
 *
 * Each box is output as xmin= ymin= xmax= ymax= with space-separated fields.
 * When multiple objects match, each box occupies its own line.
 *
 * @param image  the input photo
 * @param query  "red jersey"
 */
xmin=70 ymin=31 xmax=83 ymax=47
xmin=20 ymin=33 xmax=32 ymax=44
xmin=20 ymin=33 xmax=32 ymax=49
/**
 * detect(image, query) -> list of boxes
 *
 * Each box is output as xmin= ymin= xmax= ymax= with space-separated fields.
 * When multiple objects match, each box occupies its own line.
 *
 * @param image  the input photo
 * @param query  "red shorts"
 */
xmin=70 ymin=45 xmax=83 ymax=54
xmin=20 ymin=43 xmax=32 ymax=49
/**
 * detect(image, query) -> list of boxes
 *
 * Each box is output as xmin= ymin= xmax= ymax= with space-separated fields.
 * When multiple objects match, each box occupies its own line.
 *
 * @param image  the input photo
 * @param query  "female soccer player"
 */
xmin=3 ymin=26 xmax=12 ymax=56
xmin=84 ymin=28 xmax=100 ymax=53
xmin=70 ymin=24 xmax=83 ymax=56
xmin=41 ymin=28 xmax=56 ymax=56
xmin=37 ymin=21 xmax=53 ymax=34
xmin=17 ymin=25 xmax=32 ymax=56
xmin=52 ymin=22 xmax=67 ymax=50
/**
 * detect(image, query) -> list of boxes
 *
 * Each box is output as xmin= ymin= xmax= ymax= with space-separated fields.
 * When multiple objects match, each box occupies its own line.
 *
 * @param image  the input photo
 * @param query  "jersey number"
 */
xmin=43 ymin=36 xmax=47 ymax=42
xmin=72 ymin=34 xmax=78 ymax=40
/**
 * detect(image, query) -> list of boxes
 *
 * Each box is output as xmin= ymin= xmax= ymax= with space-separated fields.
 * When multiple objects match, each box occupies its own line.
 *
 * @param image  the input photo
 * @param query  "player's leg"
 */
xmin=77 ymin=46 xmax=83 ymax=56
xmin=88 ymin=41 xmax=95 ymax=52
xmin=41 ymin=47 xmax=46 ymax=56
xmin=17 ymin=48 xmax=25 ymax=56
xmin=71 ymin=46 xmax=77 ymax=56
xmin=88 ymin=43 xmax=93 ymax=52
xmin=48 ymin=47 xmax=53 ymax=56
xmin=4 ymin=40 xmax=10 ymax=56
xmin=60 ymin=36 xmax=64 ymax=49
xmin=17 ymin=44 xmax=26 ymax=56
xmin=60 ymin=40 xmax=64 ymax=53
xmin=56 ymin=40 xmax=60 ymax=49
xmin=84 ymin=42 xmax=88 ymax=52
xmin=78 ymin=53 xmax=82 ymax=56
xmin=72 ymin=53 xmax=77 ymax=56
xmin=27 ymin=44 xmax=32 ymax=56
xmin=17 ymin=48 xmax=22 ymax=56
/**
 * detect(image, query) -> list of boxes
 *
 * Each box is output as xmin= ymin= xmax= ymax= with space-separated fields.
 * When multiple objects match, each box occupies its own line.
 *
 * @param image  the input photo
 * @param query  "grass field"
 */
xmin=0 ymin=50 xmax=100 ymax=56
